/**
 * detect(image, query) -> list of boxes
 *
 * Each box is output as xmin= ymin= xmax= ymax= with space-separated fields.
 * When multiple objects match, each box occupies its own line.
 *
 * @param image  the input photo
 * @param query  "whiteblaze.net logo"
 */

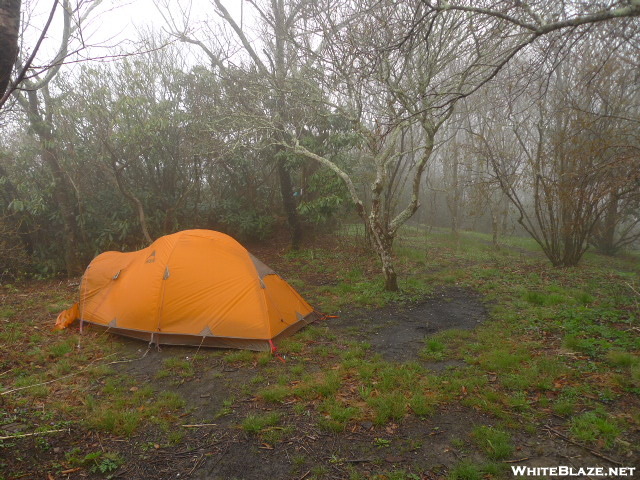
xmin=511 ymin=466 xmax=637 ymax=477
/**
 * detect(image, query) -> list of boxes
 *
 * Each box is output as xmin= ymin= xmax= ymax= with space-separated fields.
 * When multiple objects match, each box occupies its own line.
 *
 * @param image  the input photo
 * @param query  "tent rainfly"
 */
xmin=56 ymin=229 xmax=319 ymax=351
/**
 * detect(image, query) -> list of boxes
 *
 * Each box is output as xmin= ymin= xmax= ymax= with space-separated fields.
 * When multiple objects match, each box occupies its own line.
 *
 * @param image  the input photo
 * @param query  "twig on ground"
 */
xmin=544 ymin=426 xmax=622 ymax=466
xmin=502 ymin=457 xmax=531 ymax=463
xmin=624 ymin=281 xmax=639 ymax=297
xmin=188 ymin=454 xmax=205 ymax=475
xmin=0 ymin=427 xmax=68 ymax=441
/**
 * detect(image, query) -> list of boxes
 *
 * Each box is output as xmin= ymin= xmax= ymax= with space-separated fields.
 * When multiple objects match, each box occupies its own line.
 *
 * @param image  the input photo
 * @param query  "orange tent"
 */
xmin=56 ymin=229 xmax=318 ymax=350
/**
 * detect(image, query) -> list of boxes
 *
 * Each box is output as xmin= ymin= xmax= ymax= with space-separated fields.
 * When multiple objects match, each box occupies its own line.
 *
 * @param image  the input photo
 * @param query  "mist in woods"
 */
xmin=3 ymin=3 xmax=640 ymax=478
xmin=1 ymin=0 xmax=639 ymax=288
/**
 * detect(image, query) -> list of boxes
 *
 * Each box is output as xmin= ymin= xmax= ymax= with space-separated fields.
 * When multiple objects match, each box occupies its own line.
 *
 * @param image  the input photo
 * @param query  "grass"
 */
xmin=367 ymin=392 xmax=407 ymax=424
xmin=241 ymin=412 xmax=281 ymax=434
xmin=158 ymin=357 xmax=195 ymax=378
xmin=472 ymin=425 xmax=514 ymax=460
xmin=421 ymin=338 xmax=446 ymax=360
xmin=66 ymin=449 xmax=124 ymax=474
xmin=570 ymin=409 xmax=621 ymax=448
xmin=1 ymin=227 xmax=639 ymax=478
xmin=408 ymin=392 xmax=437 ymax=417
xmin=259 ymin=384 xmax=291 ymax=403
xmin=448 ymin=461 xmax=504 ymax=480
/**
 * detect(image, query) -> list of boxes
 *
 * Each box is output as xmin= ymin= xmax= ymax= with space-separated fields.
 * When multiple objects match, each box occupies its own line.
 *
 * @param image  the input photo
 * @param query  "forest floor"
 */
xmin=1 ymin=227 xmax=639 ymax=480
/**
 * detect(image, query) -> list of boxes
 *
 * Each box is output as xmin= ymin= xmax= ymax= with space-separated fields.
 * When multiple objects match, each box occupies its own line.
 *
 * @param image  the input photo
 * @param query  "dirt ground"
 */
xmin=3 ymin=285 xmax=637 ymax=479
xmin=330 ymin=286 xmax=487 ymax=363
xmin=102 ymin=287 xmax=493 ymax=479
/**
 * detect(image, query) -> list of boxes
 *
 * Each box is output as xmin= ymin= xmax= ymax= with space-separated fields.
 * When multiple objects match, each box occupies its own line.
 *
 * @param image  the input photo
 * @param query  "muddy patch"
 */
xmin=330 ymin=286 xmax=487 ymax=362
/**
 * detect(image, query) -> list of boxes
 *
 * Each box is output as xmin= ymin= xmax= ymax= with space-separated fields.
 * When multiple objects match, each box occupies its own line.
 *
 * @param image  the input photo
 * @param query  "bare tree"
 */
xmin=591 ymin=191 xmax=640 ymax=254
xmin=286 ymin=0 xmax=532 ymax=290
xmin=475 ymin=37 xmax=640 ymax=266
xmin=155 ymin=0 xmax=640 ymax=288
xmin=293 ymin=0 xmax=640 ymax=285
xmin=415 ymin=0 xmax=640 ymax=110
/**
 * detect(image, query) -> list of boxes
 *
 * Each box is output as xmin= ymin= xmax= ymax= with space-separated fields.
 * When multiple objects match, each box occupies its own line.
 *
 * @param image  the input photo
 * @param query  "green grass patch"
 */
xmin=224 ymin=350 xmax=255 ymax=364
xmin=47 ymin=338 xmax=75 ymax=358
xmin=159 ymin=357 xmax=195 ymax=378
xmin=66 ymin=449 xmax=124 ymax=474
xmin=472 ymin=425 xmax=514 ymax=460
xmin=84 ymin=400 xmax=142 ymax=437
xmin=259 ymin=384 xmax=291 ymax=403
xmin=0 ymin=306 xmax=16 ymax=319
xmin=156 ymin=391 xmax=186 ymax=410
xmin=241 ymin=412 xmax=281 ymax=434
xmin=448 ymin=460 xmax=504 ymax=480
xmin=421 ymin=338 xmax=446 ymax=361
xmin=570 ymin=409 xmax=621 ymax=448
xmin=408 ymin=392 xmax=437 ymax=417
xmin=606 ymin=350 xmax=639 ymax=368
xmin=367 ymin=392 xmax=406 ymax=424
xmin=320 ymin=398 xmax=361 ymax=430
xmin=477 ymin=348 xmax=530 ymax=373
xmin=307 ymin=370 xmax=342 ymax=398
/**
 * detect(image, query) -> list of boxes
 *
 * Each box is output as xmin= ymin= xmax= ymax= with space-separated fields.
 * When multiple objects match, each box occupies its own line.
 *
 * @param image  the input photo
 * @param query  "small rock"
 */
xmin=360 ymin=421 xmax=373 ymax=430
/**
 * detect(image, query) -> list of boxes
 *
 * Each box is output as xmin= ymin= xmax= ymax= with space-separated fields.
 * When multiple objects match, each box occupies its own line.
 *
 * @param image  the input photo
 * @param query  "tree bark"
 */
xmin=449 ymin=155 xmax=460 ymax=244
xmin=369 ymin=223 xmax=398 ymax=291
xmin=491 ymin=209 xmax=499 ymax=249
xmin=113 ymin=165 xmax=153 ymax=244
xmin=272 ymin=0 xmax=302 ymax=250
xmin=276 ymin=155 xmax=302 ymax=250
xmin=598 ymin=192 xmax=619 ymax=255
xmin=0 ymin=0 xmax=21 ymax=98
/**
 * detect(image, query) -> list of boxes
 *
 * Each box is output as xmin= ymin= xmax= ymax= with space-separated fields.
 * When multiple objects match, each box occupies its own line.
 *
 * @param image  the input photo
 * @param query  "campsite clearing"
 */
xmin=1 ymin=228 xmax=639 ymax=479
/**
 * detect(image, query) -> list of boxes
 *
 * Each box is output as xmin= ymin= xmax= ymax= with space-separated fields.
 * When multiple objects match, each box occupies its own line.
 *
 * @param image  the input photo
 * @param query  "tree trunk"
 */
xmin=369 ymin=220 xmax=399 ymax=291
xmin=598 ymin=192 xmax=619 ymax=255
xmin=272 ymin=0 xmax=302 ymax=251
xmin=276 ymin=156 xmax=302 ymax=250
xmin=380 ymin=249 xmax=398 ymax=291
xmin=449 ymin=157 xmax=461 ymax=248
xmin=0 ymin=0 xmax=21 ymax=98
xmin=500 ymin=194 xmax=509 ymax=237
xmin=491 ymin=208 xmax=499 ymax=249
xmin=112 ymin=164 xmax=152 ymax=243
